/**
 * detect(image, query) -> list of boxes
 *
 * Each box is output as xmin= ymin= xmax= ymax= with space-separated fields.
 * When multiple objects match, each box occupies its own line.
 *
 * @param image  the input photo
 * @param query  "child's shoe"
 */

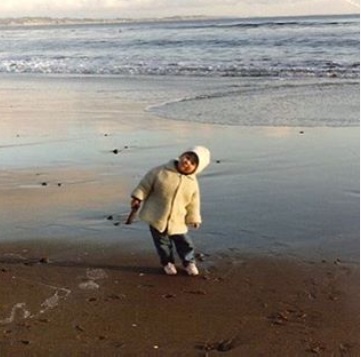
xmin=185 ymin=262 xmax=199 ymax=276
xmin=163 ymin=262 xmax=177 ymax=275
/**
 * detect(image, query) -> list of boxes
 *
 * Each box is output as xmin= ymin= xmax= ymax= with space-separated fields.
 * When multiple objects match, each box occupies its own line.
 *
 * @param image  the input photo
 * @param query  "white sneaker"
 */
xmin=185 ymin=262 xmax=199 ymax=276
xmin=163 ymin=262 xmax=177 ymax=275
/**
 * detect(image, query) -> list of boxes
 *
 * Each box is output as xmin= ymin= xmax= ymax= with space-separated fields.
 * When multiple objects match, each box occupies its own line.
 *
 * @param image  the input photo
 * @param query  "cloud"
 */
xmin=0 ymin=0 xmax=357 ymax=18
xmin=0 ymin=0 xmax=217 ymax=17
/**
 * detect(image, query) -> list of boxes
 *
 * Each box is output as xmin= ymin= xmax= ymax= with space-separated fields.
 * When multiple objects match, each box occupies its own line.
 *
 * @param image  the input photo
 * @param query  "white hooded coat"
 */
xmin=131 ymin=146 xmax=210 ymax=235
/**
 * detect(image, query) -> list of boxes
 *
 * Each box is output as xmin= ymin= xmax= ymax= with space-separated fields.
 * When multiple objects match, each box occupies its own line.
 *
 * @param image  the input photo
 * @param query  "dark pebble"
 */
xmin=162 ymin=293 xmax=176 ymax=299
xmin=75 ymin=325 xmax=85 ymax=332
xmin=195 ymin=253 xmax=206 ymax=262
xmin=217 ymin=340 xmax=234 ymax=352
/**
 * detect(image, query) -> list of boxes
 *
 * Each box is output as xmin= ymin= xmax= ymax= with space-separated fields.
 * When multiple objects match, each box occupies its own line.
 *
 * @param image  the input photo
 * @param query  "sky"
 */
xmin=0 ymin=0 xmax=359 ymax=19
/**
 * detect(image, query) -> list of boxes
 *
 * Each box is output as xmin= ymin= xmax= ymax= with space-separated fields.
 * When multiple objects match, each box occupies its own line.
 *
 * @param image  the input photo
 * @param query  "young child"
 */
xmin=130 ymin=146 xmax=210 ymax=276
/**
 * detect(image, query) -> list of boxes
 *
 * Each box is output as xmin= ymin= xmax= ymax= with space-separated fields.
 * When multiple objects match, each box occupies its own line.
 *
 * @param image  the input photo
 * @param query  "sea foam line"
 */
xmin=0 ymin=279 xmax=71 ymax=325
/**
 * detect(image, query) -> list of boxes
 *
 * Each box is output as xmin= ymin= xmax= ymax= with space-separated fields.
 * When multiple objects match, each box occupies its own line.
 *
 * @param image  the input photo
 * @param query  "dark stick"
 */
xmin=125 ymin=206 xmax=139 ymax=225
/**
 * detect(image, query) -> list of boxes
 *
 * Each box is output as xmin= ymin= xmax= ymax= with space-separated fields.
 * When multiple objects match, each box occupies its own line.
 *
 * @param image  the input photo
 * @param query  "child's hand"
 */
xmin=131 ymin=197 xmax=141 ymax=209
xmin=190 ymin=223 xmax=200 ymax=229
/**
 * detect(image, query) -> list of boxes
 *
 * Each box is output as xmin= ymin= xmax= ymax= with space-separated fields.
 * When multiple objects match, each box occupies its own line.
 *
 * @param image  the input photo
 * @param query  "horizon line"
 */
xmin=0 ymin=13 xmax=359 ymax=22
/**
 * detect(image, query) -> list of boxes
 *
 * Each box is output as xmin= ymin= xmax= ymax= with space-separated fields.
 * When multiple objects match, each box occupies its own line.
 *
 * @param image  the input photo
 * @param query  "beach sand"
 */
xmin=0 ymin=241 xmax=359 ymax=356
xmin=0 ymin=74 xmax=359 ymax=355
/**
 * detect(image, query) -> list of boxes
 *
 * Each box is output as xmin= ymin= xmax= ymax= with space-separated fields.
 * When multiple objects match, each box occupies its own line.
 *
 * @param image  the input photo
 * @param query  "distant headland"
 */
xmin=0 ymin=16 xmax=211 ymax=26
xmin=0 ymin=13 xmax=357 ymax=27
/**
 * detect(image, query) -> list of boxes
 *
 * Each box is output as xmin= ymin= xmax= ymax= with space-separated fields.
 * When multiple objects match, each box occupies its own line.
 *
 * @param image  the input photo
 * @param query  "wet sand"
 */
xmin=0 ymin=74 xmax=359 ymax=355
xmin=0 ymin=242 xmax=359 ymax=356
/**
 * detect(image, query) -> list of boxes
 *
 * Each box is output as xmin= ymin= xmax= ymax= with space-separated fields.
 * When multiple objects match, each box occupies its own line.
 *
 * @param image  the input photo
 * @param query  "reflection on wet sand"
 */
xmin=0 ymin=75 xmax=359 ymax=262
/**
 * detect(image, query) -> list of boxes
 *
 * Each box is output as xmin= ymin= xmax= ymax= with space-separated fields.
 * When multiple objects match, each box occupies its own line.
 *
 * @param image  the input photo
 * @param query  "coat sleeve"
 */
xmin=131 ymin=167 xmax=158 ymax=201
xmin=185 ymin=185 xmax=202 ymax=224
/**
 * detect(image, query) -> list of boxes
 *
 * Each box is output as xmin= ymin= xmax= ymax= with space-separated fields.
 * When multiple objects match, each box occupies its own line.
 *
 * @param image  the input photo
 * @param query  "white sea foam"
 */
xmin=0 ymin=303 xmax=30 ymax=325
xmin=79 ymin=281 xmax=100 ymax=290
xmin=86 ymin=268 xmax=108 ymax=280
xmin=0 ymin=284 xmax=71 ymax=325
xmin=78 ymin=268 xmax=108 ymax=290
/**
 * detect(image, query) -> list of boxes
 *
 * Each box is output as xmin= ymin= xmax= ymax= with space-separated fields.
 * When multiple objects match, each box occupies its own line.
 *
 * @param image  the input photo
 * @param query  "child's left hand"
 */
xmin=190 ymin=223 xmax=200 ymax=229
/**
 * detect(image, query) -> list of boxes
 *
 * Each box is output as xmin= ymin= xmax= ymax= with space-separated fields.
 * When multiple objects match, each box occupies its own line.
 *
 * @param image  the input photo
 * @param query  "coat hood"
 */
xmin=180 ymin=145 xmax=211 ymax=175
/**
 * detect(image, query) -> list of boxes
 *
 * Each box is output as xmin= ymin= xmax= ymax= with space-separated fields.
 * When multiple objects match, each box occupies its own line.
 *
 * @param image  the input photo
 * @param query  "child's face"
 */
xmin=177 ymin=153 xmax=198 ymax=175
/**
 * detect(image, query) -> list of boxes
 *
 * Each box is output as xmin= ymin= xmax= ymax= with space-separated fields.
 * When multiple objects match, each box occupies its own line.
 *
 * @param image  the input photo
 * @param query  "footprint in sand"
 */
xmin=78 ymin=268 xmax=108 ymax=290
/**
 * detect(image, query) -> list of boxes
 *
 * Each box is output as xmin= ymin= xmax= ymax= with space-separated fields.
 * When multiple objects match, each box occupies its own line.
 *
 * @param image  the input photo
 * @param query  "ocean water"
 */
xmin=0 ymin=14 xmax=359 ymax=127
xmin=0 ymin=16 xmax=360 ymax=126
xmin=0 ymin=15 xmax=359 ymax=78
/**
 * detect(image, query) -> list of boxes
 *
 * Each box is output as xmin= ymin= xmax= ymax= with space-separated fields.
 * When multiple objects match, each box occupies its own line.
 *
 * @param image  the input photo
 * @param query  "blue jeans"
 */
xmin=149 ymin=226 xmax=195 ymax=267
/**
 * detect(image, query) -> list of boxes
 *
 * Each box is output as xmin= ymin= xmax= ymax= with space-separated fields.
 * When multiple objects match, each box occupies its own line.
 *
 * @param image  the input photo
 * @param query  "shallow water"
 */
xmin=197 ymin=126 xmax=359 ymax=261
xmin=150 ymin=78 xmax=359 ymax=126
xmin=0 ymin=75 xmax=359 ymax=262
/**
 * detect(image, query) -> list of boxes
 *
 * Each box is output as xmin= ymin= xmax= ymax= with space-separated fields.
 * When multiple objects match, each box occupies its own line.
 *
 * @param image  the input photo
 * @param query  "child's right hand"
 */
xmin=131 ymin=197 xmax=141 ymax=209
